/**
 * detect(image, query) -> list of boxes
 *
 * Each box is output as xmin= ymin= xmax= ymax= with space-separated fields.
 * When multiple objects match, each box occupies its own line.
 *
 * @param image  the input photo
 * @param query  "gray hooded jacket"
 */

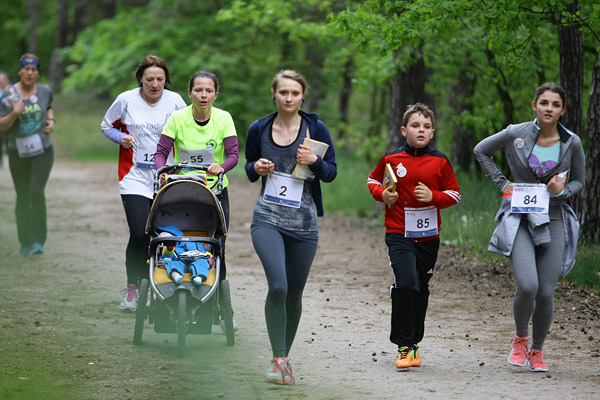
xmin=473 ymin=120 xmax=585 ymax=276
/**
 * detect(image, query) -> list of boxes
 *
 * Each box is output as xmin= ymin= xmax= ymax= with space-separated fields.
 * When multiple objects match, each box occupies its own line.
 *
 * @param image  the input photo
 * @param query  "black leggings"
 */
xmin=8 ymin=146 xmax=54 ymax=247
xmin=251 ymin=225 xmax=317 ymax=358
xmin=121 ymin=194 xmax=152 ymax=285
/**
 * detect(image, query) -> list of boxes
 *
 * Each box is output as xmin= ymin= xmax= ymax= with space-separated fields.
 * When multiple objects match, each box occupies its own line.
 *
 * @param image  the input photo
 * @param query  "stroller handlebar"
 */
xmin=154 ymin=163 xmax=224 ymax=194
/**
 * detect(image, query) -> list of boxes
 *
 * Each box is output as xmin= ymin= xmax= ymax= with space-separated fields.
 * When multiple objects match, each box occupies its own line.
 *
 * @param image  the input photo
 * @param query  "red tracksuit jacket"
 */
xmin=367 ymin=145 xmax=461 ymax=240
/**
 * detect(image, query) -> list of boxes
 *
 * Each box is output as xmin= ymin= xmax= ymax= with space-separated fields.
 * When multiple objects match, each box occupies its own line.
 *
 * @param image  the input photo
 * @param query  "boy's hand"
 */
xmin=382 ymin=187 xmax=398 ymax=206
xmin=414 ymin=182 xmax=432 ymax=203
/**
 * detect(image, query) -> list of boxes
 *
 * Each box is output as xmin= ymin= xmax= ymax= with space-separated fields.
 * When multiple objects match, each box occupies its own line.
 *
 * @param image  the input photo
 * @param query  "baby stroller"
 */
xmin=133 ymin=163 xmax=235 ymax=357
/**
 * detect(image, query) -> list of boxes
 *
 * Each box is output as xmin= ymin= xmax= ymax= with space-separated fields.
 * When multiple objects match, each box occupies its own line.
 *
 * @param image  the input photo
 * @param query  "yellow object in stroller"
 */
xmin=133 ymin=163 xmax=235 ymax=357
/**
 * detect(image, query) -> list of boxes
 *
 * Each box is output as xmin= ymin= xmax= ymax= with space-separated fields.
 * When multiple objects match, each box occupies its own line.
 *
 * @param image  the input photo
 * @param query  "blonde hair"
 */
xmin=271 ymin=69 xmax=308 ymax=94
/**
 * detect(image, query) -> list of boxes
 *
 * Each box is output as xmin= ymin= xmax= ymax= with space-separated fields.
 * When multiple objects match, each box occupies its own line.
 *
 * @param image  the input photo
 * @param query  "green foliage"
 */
xmin=322 ymin=151 xmax=375 ymax=217
xmin=568 ymin=244 xmax=600 ymax=291
xmin=51 ymin=94 xmax=117 ymax=162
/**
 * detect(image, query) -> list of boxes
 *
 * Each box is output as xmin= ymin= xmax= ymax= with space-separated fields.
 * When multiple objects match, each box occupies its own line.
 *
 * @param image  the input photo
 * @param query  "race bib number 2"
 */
xmin=263 ymin=173 xmax=303 ymax=208
xmin=511 ymin=184 xmax=549 ymax=214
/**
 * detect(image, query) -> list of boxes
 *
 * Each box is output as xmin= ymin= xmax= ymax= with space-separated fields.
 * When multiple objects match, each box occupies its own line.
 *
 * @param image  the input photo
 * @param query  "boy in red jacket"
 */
xmin=367 ymin=103 xmax=461 ymax=369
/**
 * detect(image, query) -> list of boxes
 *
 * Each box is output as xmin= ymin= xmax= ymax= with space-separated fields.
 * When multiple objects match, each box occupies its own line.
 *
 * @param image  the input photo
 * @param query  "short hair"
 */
xmin=533 ymin=82 xmax=566 ymax=107
xmin=271 ymin=69 xmax=308 ymax=94
xmin=402 ymin=103 xmax=435 ymax=127
xmin=135 ymin=55 xmax=171 ymax=88
xmin=188 ymin=71 xmax=220 ymax=92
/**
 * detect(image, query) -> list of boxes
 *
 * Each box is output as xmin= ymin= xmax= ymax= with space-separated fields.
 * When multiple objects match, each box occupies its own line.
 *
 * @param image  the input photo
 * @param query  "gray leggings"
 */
xmin=510 ymin=217 xmax=565 ymax=350
xmin=251 ymin=225 xmax=318 ymax=358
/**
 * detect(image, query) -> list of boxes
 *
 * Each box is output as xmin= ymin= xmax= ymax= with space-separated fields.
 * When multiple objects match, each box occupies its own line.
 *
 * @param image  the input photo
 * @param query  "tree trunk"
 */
xmin=577 ymin=46 xmax=600 ymax=243
xmin=49 ymin=0 xmax=70 ymax=92
xmin=25 ymin=0 xmax=45 ymax=54
xmin=450 ymin=56 xmax=477 ymax=172
xmin=338 ymin=57 xmax=354 ymax=140
xmin=388 ymin=44 xmax=434 ymax=150
xmin=558 ymin=1 xmax=584 ymax=135
xmin=484 ymin=47 xmax=513 ymax=175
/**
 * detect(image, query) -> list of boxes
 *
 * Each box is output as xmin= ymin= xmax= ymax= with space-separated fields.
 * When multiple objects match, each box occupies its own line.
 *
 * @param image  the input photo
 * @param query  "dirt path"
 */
xmin=0 ymin=159 xmax=598 ymax=400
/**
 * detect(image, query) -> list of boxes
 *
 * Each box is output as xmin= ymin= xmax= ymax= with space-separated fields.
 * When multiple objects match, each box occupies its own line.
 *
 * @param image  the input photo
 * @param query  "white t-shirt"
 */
xmin=101 ymin=88 xmax=186 ymax=198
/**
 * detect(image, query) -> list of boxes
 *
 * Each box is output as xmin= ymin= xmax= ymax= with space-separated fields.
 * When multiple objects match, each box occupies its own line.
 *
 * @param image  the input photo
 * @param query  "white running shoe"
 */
xmin=119 ymin=284 xmax=137 ymax=312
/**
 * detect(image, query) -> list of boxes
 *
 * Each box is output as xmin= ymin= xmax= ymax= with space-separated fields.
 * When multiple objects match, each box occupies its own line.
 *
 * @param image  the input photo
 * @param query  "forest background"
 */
xmin=1 ymin=0 xmax=598 ymax=289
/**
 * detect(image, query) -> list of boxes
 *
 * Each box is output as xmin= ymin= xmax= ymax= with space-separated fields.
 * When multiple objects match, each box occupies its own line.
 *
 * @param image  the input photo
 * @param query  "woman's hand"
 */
xmin=254 ymin=158 xmax=274 ymax=176
xmin=382 ymin=187 xmax=398 ymax=206
xmin=121 ymin=135 xmax=134 ymax=149
xmin=43 ymin=119 xmax=54 ymax=133
xmin=547 ymin=174 xmax=566 ymax=196
xmin=11 ymin=97 xmax=25 ymax=116
xmin=501 ymin=182 xmax=514 ymax=195
xmin=414 ymin=182 xmax=433 ymax=203
xmin=207 ymin=163 xmax=224 ymax=176
xmin=296 ymin=144 xmax=317 ymax=165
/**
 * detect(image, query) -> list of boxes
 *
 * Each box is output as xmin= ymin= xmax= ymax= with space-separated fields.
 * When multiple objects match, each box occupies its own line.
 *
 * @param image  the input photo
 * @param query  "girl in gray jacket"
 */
xmin=473 ymin=82 xmax=585 ymax=372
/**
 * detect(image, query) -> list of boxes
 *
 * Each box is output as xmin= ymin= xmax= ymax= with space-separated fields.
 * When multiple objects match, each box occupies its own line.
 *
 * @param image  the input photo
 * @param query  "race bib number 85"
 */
xmin=404 ymin=206 xmax=438 ymax=238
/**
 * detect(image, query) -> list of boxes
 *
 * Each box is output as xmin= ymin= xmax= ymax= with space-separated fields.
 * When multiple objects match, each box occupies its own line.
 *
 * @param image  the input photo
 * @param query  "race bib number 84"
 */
xmin=511 ymin=183 xmax=549 ymax=214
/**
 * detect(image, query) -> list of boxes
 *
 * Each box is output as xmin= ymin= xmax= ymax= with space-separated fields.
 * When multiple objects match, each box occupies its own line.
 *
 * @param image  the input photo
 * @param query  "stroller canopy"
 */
xmin=146 ymin=179 xmax=227 ymax=237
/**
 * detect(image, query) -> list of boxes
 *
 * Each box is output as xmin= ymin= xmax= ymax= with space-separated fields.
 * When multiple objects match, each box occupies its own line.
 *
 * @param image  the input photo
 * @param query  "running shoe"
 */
xmin=265 ymin=357 xmax=295 ymax=385
xmin=30 ymin=243 xmax=45 ymax=255
xmin=220 ymin=318 xmax=240 ymax=333
xmin=508 ymin=335 xmax=529 ymax=367
xmin=19 ymin=246 xmax=31 ymax=257
xmin=395 ymin=346 xmax=413 ymax=369
xmin=119 ymin=284 xmax=137 ymax=312
xmin=409 ymin=344 xmax=421 ymax=367
xmin=527 ymin=349 xmax=548 ymax=372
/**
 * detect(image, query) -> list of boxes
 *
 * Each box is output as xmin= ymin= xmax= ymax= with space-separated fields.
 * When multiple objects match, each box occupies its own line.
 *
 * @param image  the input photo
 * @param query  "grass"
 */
xmin=52 ymin=94 xmax=599 ymax=292
xmin=51 ymin=94 xmax=117 ymax=162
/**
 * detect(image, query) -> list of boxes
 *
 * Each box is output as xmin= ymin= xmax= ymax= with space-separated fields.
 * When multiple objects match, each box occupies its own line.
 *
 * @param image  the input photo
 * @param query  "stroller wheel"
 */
xmin=133 ymin=278 xmax=150 ymax=345
xmin=219 ymin=279 xmax=235 ymax=346
xmin=176 ymin=290 xmax=188 ymax=358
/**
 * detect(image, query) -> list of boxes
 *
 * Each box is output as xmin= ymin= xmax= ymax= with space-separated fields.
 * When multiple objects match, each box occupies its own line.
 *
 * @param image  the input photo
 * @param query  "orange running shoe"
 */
xmin=409 ymin=345 xmax=421 ymax=367
xmin=395 ymin=346 xmax=413 ymax=369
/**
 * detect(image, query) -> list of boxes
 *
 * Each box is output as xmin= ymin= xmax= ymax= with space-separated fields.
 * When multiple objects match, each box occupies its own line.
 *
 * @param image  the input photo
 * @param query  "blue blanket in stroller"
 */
xmin=157 ymin=225 xmax=209 ymax=282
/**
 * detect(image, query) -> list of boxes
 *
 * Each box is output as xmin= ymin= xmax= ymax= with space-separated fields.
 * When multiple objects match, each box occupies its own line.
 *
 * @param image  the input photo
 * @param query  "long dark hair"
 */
xmin=533 ymin=82 xmax=566 ymax=107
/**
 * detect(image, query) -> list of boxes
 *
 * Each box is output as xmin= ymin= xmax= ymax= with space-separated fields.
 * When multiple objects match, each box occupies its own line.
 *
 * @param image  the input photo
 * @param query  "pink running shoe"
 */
xmin=508 ymin=335 xmax=529 ymax=367
xmin=528 ymin=349 xmax=548 ymax=372
xmin=264 ymin=357 xmax=296 ymax=385
xmin=119 ymin=284 xmax=138 ymax=312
